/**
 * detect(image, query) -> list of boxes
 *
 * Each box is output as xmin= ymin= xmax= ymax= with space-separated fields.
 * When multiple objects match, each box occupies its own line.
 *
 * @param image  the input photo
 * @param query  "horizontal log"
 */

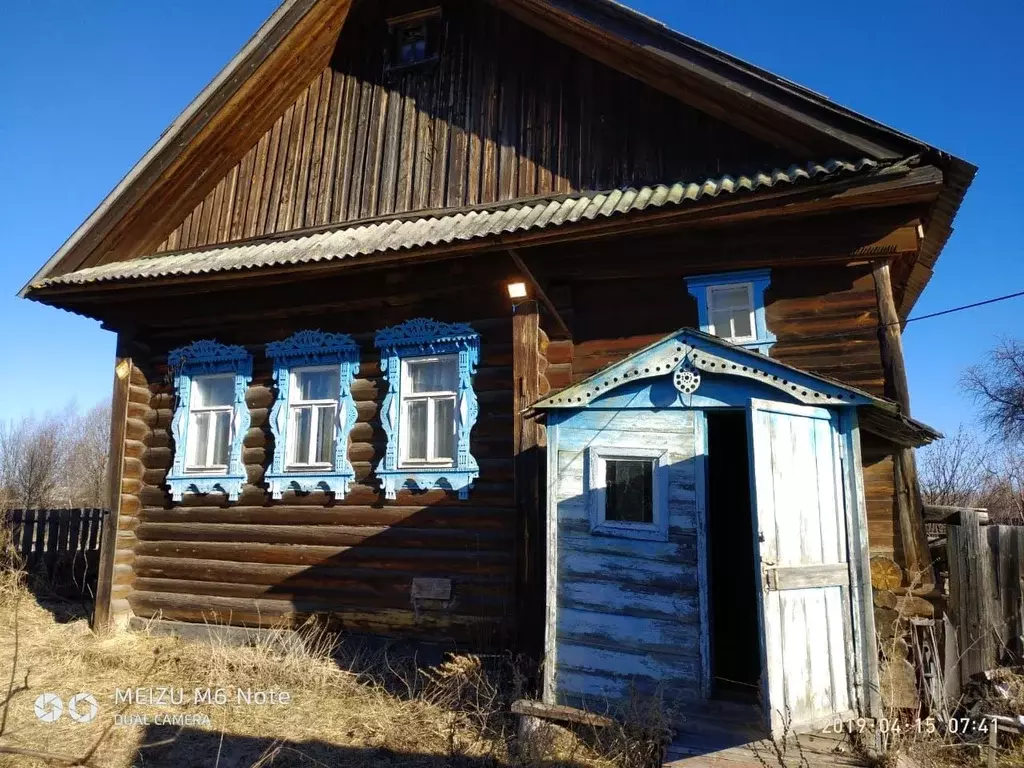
xmin=128 ymin=383 xmax=152 ymax=405
xmin=125 ymin=418 xmax=150 ymax=442
xmin=138 ymin=480 xmax=514 ymax=509
xmin=246 ymin=385 xmax=274 ymax=409
xmin=144 ymin=408 xmax=174 ymax=430
xmin=138 ymin=505 xmax=515 ymax=530
xmin=133 ymin=540 xmax=513 ymax=571
xmin=150 ymin=392 xmax=174 ymax=410
xmin=134 ymin=522 xmax=513 ymax=549
xmin=124 ymin=439 xmax=147 ymax=461
xmin=547 ymin=363 xmax=572 ymax=390
xmin=131 ymin=577 xmax=509 ymax=614
xmin=127 ymin=591 xmax=503 ymax=633
xmin=143 ymin=446 xmax=173 ymax=470
xmin=546 ymin=340 xmax=573 ymax=365
xmin=133 ymin=556 xmax=514 ymax=587
xmin=128 ymin=366 xmax=148 ymax=388
xmin=120 ymin=494 xmax=142 ymax=516
xmin=122 ymin=457 xmax=145 ymax=480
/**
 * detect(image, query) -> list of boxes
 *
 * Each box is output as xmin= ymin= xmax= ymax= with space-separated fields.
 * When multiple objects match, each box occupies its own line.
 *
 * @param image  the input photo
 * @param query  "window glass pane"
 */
xmin=315 ymin=406 xmax=337 ymax=465
xmin=295 ymin=369 xmax=339 ymax=402
xmin=407 ymin=358 xmax=457 ymax=394
xmin=710 ymin=285 xmax=751 ymax=311
xmin=211 ymin=411 xmax=231 ymax=467
xmin=189 ymin=412 xmax=210 ymax=467
xmin=730 ymin=307 xmax=753 ymax=338
xmin=605 ymin=460 xmax=653 ymax=523
xmin=193 ymin=376 xmax=234 ymax=408
xmin=291 ymin=406 xmax=312 ymax=465
xmin=432 ymin=397 xmax=456 ymax=461
xmin=406 ymin=400 xmax=428 ymax=460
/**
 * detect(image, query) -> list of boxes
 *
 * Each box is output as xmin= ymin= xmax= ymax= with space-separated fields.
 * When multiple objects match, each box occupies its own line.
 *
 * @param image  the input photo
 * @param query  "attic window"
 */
xmin=387 ymin=9 xmax=441 ymax=72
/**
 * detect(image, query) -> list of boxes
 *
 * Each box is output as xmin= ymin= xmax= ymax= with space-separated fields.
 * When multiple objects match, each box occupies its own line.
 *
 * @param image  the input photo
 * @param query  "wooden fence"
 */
xmin=1 ymin=508 xmax=109 ymax=598
xmin=947 ymin=510 xmax=1024 ymax=687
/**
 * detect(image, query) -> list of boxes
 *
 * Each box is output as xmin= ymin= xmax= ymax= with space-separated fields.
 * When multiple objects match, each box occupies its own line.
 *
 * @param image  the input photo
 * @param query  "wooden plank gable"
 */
xmin=152 ymin=0 xmax=796 ymax=256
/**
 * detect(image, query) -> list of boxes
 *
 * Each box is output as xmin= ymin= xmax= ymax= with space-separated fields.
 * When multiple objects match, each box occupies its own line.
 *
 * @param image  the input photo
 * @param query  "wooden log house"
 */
xmin=22 ymin=0 xmax=974 ymax=744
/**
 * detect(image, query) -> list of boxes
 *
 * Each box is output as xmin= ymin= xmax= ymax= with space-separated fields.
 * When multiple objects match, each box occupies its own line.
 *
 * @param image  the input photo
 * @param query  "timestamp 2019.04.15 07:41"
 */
xmin=822 ymin=717 xmax=996 ymax=736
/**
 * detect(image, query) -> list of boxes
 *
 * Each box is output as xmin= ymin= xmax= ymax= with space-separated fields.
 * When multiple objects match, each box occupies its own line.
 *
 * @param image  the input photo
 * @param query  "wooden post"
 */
xmin=513 ymin=300 xmax=544 ymax=658
xmin=947 ymin=510 xmax=996 ymax=687
xmin=872 ymin=261 xmax=933 ymax=589
xmin=92 ymin=351 xmax=132 ymax=631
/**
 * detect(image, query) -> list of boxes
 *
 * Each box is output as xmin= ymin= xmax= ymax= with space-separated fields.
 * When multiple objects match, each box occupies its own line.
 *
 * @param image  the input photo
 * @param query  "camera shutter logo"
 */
xmin=68 ymin=693 xmax=99 ymax=724
xmin=34 ymin=693 xmax=63 ymax=723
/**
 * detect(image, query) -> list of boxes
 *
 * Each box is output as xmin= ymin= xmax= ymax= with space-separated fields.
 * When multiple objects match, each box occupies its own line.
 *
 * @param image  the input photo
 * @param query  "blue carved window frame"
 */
xmin=167 ymin=340 xmax=253 ymax=502
xmin=265 ymin=331 xmax=360 ymax=499
xmin=685 ymin=269 xmax=775 ymax=355
xmin=375 ymin=318 xmax=480 ymax=500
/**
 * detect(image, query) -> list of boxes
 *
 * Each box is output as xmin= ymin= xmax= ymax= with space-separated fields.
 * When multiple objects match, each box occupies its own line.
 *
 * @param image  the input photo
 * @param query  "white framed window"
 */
xmin=586 ymin=445 xmax=669 ymax=541
xmin=286 ymin=366 xmax=341 ymax=470
xmin=185 ymin=374 xmax=235 ymax=472
xmin=400 ymin=355 xmax=458 ymax=467
xmin=685 ymin=269 xmax=775 ymax=354
xmin=707 ymin=282 xmax=755 ymax=342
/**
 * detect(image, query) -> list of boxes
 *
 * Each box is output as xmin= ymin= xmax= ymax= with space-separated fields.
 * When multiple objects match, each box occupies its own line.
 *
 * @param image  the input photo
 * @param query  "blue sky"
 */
xmin=0 ymin=1 xmax=1021 ymax=437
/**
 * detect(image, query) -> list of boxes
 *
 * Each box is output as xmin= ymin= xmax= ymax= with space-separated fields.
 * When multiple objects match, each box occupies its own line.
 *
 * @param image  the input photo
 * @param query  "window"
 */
xmin=401 ymin=356 xmax=458 ymax=466
xmin=166 ymin=340 xmax=252 ymax=501
xmin=386 ymin=9 xmax=441 ymax=72
xmin=266 ymin=331 xmax=359 ymax=499
xmin=186 ymin=375 xmax=234 ymax=471
xmin=605 ymin=459 xmax=654 ymax=523
xmin=587 ymin=446 xmax=668 ymax=541
xmin=685 ymin=269 xmax=775 ymax=354
xmin=375 ymin=318 xmax=481 ymax=499
xmin=708 ymin=283 xmax=755 ymax=342
xmin=287 ymin=367 xmax=340 ymax=468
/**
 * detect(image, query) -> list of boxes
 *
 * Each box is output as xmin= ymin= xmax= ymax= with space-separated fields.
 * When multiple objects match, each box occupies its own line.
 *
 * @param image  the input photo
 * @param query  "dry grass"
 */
xmin=0 ymin=570 xmax=669 ymax=767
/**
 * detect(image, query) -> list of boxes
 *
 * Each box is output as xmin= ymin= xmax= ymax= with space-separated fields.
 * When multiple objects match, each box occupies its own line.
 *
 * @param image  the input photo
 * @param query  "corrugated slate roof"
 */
xmin=33 ymin=158 xmax=879 ymax=290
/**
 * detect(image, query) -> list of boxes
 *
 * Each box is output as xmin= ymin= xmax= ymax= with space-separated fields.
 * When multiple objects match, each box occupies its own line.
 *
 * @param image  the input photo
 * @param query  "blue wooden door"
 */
xmin=748 ymin=400 xmax=855 ymax=735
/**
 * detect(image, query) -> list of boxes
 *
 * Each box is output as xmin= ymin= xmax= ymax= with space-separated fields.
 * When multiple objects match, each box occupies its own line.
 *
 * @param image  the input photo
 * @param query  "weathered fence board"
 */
xmin=947 ymin=511 xmax=1024 ymax=687
xmin=3 ymin=509 xmax=109 ymax=598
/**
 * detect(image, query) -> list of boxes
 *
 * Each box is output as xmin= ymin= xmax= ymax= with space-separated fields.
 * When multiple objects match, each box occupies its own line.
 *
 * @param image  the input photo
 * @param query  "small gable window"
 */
xmin=386 ymin=9 xmax=441 ymax=72
xmin=686 ymin=269 xmax=775 ymax=355
xmin=266 ymin=331 xmax=360 ymax=499
xmin=167 ymin=340 xmax=253 ymax=502
xmin=376 ymin=318 xmax=480 ymax=499
xmin=587 ymin=446 xmax=668 ymax=541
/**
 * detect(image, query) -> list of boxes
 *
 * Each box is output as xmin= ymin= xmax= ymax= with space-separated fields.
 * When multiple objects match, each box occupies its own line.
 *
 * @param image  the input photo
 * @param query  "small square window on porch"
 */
xmin=586 ymin=446 xmax=669 ymax=541
xmin=686 ymin=269 xmax=775 ymax=354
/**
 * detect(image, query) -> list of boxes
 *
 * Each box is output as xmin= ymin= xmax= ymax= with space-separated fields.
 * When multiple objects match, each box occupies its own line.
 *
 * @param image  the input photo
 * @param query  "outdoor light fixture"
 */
xmin=507 ymin=281 xmax=528 ymax=299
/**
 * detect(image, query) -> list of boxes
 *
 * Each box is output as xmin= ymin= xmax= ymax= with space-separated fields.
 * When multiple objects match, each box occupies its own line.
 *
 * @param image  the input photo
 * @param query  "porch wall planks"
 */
xmin=153 ymin=0 xmax=790 ymax=256
xmin=550 ymin=408 xmax=702 ymax=706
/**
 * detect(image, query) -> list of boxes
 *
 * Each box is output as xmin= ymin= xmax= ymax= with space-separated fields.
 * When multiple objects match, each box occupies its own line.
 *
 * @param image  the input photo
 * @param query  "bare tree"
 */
xmin=65 ymin=402 xmax=111 ymax=508
xmin=962 ymin=338 xmax=1024 ymax=442
xmin=918 ymin=425 xmax=990 ymax=508
xmin=0 ymin=413 xmax=70 ymax=510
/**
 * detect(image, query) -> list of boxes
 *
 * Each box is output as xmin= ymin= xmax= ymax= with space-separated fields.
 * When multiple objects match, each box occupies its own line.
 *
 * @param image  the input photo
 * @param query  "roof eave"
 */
xmin=17 ymin=0 xmax=329 ymax=298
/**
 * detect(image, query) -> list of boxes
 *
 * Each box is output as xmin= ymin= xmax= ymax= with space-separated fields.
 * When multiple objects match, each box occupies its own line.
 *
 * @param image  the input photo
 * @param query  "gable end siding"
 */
xmin=154 ymin=0 xmax=794 ymax=255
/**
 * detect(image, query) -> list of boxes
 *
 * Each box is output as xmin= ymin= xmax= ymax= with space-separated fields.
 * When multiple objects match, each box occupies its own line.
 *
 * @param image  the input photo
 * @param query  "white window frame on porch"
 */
xmin=585 ymin=445 xmax=669 ymax=541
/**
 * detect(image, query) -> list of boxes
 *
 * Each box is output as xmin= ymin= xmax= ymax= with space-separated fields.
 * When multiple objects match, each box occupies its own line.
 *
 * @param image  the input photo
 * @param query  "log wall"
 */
xmin=121 ymin=263 xmax=517 ymax=646
xmin=153 ymin=0 xmax=790 ymax=254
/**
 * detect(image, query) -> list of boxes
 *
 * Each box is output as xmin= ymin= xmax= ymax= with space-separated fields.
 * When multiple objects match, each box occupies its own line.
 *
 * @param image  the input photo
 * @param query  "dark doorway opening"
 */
xmin=705 ymin=410 xmax=762 ymax=701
